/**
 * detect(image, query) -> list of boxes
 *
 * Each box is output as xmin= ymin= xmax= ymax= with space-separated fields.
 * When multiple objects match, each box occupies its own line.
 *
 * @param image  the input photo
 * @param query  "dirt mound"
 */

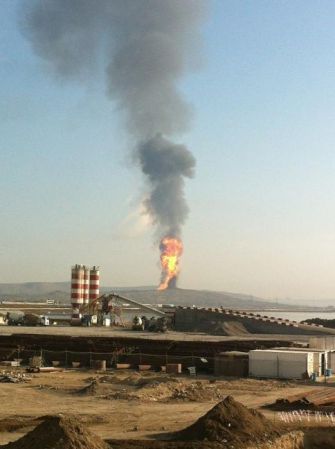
xmin=78 ymin=379 xmax=101 ymax=395
xmin=304 ymin=427 xmax=335 ymax=449
xmin=104 ymin=380 xmax=223 ymax=403
xmin=78 ymin=379 xmax=118 ymax=397
xmin=108 ymin=441 xmax=219 ymax=449
xmin=135 ymin=376 xmax=179 ymax=388
xmin=1 ymin=415 xmax=110 ymax=449
xmin=99 ymin=379 xmax=224 ymax=403
xmin=176 ymin=395 xmax=281 ymax=443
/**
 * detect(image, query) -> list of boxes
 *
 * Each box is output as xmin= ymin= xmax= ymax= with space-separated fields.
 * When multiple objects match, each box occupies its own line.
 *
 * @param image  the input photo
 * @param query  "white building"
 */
xmin=249 ymin=349 xmax=317 ymax=379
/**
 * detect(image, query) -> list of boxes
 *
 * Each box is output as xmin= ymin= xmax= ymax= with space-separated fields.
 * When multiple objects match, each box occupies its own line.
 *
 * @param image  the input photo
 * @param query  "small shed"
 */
xmin=214 ymin=351 xmax=249 ymax=377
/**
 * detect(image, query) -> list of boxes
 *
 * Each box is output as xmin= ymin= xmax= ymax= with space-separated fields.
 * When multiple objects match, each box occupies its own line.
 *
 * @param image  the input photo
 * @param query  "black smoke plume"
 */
xmin=21 ymin=0 xmax=206 ymax=279
xmin=138 ymin=134 xmax=195 ymax=237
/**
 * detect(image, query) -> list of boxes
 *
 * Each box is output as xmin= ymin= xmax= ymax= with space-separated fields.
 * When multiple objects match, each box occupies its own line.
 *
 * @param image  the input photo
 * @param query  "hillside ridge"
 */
xmin=0 ymin=282 xmax=291 ymax=309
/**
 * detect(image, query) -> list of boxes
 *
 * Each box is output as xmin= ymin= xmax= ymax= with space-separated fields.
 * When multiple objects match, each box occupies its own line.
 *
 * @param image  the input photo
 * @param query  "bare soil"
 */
xmin=0 ymin=367 xmax=333 ymax=447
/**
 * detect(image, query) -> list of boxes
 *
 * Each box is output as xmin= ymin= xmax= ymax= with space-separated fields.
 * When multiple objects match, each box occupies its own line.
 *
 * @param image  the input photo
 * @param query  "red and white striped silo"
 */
xmin=89 ymin=266 xmax=100 ymax=303
xmin=83 ymin=266 xmax=90 ymax=305
xmin=71 ymin=264 xmax=85 ymax=318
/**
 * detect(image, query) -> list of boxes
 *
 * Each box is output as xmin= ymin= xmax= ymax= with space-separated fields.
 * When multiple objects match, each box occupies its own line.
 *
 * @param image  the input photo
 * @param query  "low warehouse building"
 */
xmin=249 ymin=349 xmax=315 ymax=379
xmin=214 ymin=351 xmax=249 ymax=377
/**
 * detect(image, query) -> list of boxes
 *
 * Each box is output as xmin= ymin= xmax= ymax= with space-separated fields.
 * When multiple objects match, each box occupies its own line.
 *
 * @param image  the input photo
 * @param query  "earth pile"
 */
xmin=1 ymin=414 xmax=110 ymax=449
xmin=176 ymin=395 xmax=281 ymax=444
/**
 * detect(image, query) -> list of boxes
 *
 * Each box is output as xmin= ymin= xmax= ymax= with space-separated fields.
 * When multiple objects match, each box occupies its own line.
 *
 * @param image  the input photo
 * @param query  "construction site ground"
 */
xmin=0 ymin=324 xmax=312 ymax=342
xmin=0 ymin=326 xmax=310 ymax=372
xmin=0 ymin=367 xmax=334 ymax=446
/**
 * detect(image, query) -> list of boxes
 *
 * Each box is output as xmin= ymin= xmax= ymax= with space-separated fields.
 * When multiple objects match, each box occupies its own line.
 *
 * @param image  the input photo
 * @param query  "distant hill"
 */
xmin=0 ymin=282 xmax=70 ymax=301
xmin=0 ymin=281 xmax=292 ymax=309
xmin=109 ymin=288 xmax=282 ymax=309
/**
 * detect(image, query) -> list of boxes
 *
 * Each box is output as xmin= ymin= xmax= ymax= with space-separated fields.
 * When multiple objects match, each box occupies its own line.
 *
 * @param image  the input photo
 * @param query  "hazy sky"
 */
xmin=2 ymin=0 xmax=335 ymax=301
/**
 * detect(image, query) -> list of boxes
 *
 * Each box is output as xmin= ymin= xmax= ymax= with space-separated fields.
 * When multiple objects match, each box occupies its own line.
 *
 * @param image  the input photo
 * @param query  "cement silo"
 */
xmin=89 ymin=266 xmax=100 ymax=303
xmin=83 ymin=266 xmax=90 ymax=305
xmin=71 ymin=264 xmax=85 ymax=318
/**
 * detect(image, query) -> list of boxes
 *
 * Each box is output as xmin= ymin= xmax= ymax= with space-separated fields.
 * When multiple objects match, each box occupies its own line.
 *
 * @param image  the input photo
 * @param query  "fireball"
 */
xmin=158 ymin=236 xmax=183 ymax=290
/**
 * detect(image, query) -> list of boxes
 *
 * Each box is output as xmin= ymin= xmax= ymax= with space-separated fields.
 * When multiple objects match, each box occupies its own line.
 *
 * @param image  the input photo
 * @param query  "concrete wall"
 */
xmin=214 ymin=353 xmax=248 ymax=377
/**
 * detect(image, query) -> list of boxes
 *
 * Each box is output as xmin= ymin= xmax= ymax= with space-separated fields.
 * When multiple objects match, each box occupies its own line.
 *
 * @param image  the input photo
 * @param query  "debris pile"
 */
xmin=0 ymin=371 xmax=30 ymax=383
xmin=267 ymin=387 xmax=335 ymax=411
xmin=102 ymin=380 xmax=224 ymax=403
xmin=176 ymin=395 xmax=281 ymax=444
xmin=170 ymin=382 xmax=223 ymax=402
xmin=79 ymin=378 xmax=126 ymax=398
xmin=1 ymin=415 xmax=110 ymax=449
xmin=78 ymin=379 xmax=101 ymax=396
xmin=81 ymin=375 xmax=225 ymax=403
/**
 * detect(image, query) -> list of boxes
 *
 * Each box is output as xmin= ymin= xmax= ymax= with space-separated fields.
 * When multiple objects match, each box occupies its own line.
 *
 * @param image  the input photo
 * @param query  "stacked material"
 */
xmin=269 ymin=387 xmax=335 ymax=410
xmin=0 ymin=371 xmax=30 ymax=383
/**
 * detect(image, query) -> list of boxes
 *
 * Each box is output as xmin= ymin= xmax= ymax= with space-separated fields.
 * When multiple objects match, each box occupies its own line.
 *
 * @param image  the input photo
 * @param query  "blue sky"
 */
xmin=2 ymin=0 xmax=335 ymax=301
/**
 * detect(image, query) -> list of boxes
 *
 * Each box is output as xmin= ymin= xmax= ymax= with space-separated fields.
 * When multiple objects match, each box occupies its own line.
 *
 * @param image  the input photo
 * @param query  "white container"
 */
xmin=103 ymin=317 xmax=111 ymax=327
xmin=249 ymin=350 xmax=314 ymax=379
xmin=40 ymin=316 xmax=49 ymax=326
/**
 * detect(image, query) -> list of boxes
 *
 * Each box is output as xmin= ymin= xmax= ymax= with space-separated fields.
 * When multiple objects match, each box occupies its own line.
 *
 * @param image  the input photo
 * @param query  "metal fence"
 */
xmin=4 ymin=347 xmax=214 ymax=372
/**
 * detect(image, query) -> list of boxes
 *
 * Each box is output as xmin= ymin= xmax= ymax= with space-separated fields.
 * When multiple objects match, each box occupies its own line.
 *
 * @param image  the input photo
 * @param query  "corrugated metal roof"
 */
xmin=217 ymin=351 xmax=249 ymax=357
xmin=250 ymin=349 xmax=314 ymax=354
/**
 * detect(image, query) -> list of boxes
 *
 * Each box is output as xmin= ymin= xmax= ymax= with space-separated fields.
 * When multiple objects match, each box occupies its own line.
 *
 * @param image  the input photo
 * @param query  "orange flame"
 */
xmin=158 ymin=236 xmax=183 ymax=290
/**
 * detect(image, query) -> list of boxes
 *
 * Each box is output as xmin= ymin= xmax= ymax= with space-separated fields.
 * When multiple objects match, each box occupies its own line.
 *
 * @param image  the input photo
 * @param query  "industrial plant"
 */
xmin=71 ymin=264 xmax=100 ymax=321
xmin=2 ymin=264 xmax=335 ymax=379
xmin=1 ymin=265 xmax=335 ymax=448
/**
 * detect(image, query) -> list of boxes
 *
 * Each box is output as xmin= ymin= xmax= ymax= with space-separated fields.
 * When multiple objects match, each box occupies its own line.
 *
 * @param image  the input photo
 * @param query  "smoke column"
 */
xmin=21 ymin=0 xmax=206 ymax=287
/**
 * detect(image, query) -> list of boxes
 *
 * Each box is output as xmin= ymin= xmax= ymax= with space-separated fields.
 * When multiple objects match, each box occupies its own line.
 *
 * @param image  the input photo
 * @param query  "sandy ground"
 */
xmin=0 ymin=367 xmax=329 ymax=445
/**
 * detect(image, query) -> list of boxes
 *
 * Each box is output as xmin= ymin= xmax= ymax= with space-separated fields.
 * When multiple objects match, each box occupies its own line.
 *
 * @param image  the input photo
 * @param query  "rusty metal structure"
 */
xmin=79 ymin=292 xmax=165 ymax=327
